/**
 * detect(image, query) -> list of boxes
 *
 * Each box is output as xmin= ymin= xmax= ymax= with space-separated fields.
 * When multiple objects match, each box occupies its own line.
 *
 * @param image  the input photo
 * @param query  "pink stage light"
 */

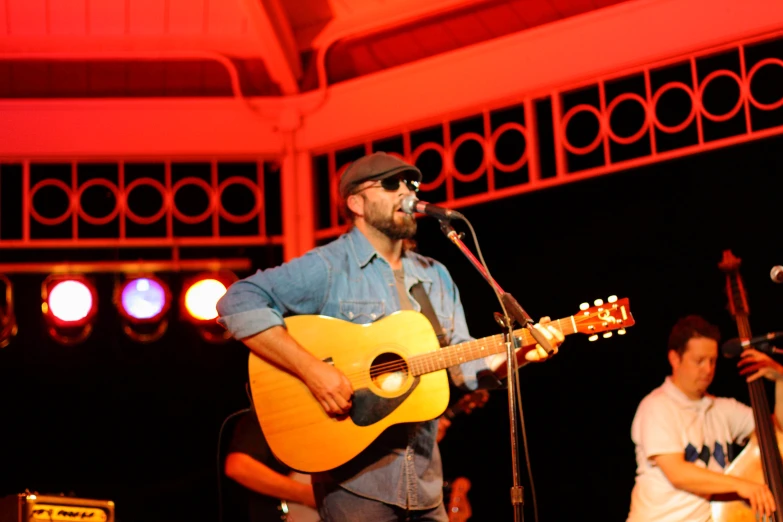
xmin=42 ymin=275 xmax=98 ymax=345
xmin=48 ymin=280 xmax=95 ymax=322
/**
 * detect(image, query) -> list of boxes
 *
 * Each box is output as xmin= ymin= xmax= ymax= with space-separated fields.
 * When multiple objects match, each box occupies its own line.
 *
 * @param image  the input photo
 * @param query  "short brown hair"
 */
xmin=667 ymin=315 xmax=721 ymax=356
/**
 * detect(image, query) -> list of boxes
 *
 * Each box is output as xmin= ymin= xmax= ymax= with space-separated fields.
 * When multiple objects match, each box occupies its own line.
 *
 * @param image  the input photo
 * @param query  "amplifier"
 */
xmin=0 ymin=493 xmax=114 ymax=522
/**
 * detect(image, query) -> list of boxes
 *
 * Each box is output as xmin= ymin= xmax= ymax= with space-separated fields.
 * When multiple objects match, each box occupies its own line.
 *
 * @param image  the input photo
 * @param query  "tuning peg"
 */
xmin=579 ymin=302 xmax=589 ymax=311
xmin=618 ymin=328 xmax=626 ymax=335
xmin=607 ymin=295 xmax=617 ymax=303
xmin=594 ymin=299 xmax=603 ymax=306
xmin=603 ymin=332 xmax=613 ymax=338
xmin=588 ymin=334 xmax=598 ymax=342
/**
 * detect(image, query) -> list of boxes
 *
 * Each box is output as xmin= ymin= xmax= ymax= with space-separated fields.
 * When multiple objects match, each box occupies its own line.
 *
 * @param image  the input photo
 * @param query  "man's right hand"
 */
xmin=735 ymin=479 xmax=776 ymax=519
xmin=302 ymin=360 xmax=354 ymax=415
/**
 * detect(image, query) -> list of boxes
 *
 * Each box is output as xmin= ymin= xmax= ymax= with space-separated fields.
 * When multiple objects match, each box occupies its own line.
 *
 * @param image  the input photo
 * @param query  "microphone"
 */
xmin=771 ymin=266 xmax=783 ymax=283
xmin=401 ymin=195 xmax=464 ymax=221
xmin=722 ymin=331 xmax=783 ymax=358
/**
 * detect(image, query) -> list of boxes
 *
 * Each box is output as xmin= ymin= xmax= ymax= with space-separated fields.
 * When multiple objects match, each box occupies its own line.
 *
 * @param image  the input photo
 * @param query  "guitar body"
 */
xmin=248 ymin=311 xmax=450 ymax=472
xmin=711 ymin=429 xmax=783 ymax=521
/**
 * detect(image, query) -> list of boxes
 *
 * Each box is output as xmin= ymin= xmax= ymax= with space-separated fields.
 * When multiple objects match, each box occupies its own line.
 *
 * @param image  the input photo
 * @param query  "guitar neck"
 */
xmin=408 ymin=316 xmax=578 ymax=376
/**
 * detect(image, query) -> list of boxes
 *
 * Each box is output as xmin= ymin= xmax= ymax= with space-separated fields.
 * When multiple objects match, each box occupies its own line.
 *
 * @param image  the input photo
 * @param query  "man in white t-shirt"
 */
xmin=627 ymin=315 xmax=783 ymax=521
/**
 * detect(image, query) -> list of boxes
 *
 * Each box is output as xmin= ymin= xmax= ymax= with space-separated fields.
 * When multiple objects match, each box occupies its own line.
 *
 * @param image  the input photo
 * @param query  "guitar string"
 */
xmin=254 ymin=337 xmax=541 ymax=396
xmin=252 ymin=315 xmax=616 ymax=399
xmin=263 ymin=311 xmax=607 ymax=386
xmin=282 ymin=335 xmax=517 ymax=383
xmin=303 ymin=315 xmax=590 ymax=380
xmin=253 ymin=317 xmax=605 ymax=391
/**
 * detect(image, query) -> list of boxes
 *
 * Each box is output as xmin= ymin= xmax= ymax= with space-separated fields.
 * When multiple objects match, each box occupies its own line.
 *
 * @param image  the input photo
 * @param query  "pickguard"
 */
xmin=350 ymin=377 xmax=420 ymax=426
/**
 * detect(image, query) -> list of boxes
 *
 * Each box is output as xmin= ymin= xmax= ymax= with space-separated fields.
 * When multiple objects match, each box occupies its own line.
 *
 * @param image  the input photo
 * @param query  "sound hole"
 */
xmin=370 ymin=352 xmax=408 ymax=392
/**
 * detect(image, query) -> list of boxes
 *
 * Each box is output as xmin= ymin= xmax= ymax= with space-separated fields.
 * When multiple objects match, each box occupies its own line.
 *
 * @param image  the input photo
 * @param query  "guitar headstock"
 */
xmin=574 ymin=296 xmax=634 ymax=341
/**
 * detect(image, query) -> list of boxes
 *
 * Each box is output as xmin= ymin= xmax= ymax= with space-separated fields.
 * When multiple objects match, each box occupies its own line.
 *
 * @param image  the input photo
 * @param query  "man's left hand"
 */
xmin=738 ymin=348 xmax=783 ymax=382
xmin=487 ymin=316 xmax=565 ymax=374
xmin=524 ymin=316 xmax=565 ymax=362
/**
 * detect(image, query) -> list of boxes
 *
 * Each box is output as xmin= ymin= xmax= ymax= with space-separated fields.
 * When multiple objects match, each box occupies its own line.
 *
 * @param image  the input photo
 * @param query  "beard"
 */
xmin=363 ymin=196 xmax=417 ymax=240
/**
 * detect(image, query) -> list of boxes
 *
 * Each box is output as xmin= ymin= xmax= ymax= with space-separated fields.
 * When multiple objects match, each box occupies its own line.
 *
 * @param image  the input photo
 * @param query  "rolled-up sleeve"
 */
xmin=216 ymin=250 xmax=331 ymax=340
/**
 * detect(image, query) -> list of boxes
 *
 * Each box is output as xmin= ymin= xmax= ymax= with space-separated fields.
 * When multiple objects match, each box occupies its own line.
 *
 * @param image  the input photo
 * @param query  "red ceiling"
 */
xmin=0 ymin=0 xmax=631 ymax=98
xmin=322 ymin=0 xmax=631 ymax=86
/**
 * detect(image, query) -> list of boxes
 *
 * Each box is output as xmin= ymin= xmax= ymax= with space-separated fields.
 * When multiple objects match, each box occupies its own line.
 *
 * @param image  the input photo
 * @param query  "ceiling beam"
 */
xmin=239 ymin=0 xmax=302 ymax=94
xmin=0 ymin=36 xmax=263 ymax=57
xmin=296 ymin=0 xmax=489 ymax=51
xmin=295 ymin=0 xmax=783 ymax=150
xmin=0 ymin=98 xmax=283 ymax=158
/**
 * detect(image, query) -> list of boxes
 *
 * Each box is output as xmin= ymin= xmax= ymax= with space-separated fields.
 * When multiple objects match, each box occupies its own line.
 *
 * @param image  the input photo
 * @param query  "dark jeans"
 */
xmin=316 ymin=484 xmax=448 ymax=522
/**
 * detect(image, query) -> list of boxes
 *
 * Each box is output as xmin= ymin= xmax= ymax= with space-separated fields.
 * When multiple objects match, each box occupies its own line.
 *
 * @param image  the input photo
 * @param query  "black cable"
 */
xmin=216 ymin=407 xmax=251 ymax=522
xmin=514 ymin=358 xmax=540 ymax=522
xmin=458 ymin=215 xmax=541 ymax=522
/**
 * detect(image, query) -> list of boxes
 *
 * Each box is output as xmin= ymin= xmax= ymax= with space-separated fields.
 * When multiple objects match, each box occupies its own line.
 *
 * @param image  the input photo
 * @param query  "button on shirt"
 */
xmin=216 ymin=226 xmax=489 ymax=509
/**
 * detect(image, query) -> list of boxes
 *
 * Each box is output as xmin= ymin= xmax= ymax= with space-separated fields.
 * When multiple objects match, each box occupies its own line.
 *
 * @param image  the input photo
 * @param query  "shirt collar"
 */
xmin=347 ymin=226 xmax=378 ymax=268
xmin=402 ymin=253 xmax=433 ymax=285
xmin=662 ymin=376 xmax=714 ymax=411
xmin=346 ymin=227 xmax=433 ymax=284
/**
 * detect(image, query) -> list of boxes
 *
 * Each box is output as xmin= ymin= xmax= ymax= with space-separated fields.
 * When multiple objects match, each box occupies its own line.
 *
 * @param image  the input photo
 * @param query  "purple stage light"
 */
xmin=121 ymin=277 xmax=167 ymax=320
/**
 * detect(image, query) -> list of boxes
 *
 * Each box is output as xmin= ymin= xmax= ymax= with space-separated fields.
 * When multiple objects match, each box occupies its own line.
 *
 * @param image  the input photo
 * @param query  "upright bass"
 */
xmin=712 ymin=250 xmax=783 ymax=521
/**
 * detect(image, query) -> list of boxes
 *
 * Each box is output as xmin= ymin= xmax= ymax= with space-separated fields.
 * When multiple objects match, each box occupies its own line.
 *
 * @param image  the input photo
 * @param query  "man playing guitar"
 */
xmin=216 ymin=152 xmax=564 ymax=521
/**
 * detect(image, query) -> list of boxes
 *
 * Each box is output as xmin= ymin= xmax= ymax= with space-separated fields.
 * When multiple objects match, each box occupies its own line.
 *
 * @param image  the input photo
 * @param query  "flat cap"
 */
xmin=339 ymin=152 xmax=422 ymax=198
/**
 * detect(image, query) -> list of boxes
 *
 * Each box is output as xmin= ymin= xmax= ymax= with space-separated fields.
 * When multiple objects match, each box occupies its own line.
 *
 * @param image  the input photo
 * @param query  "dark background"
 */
xmin=1 ymin=135 xmax=782 ymax=521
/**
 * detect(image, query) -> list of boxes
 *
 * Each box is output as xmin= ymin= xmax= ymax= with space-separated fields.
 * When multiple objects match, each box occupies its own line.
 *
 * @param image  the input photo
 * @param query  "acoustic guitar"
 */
xmin=249 ymin=299 xmax=634 ymax=472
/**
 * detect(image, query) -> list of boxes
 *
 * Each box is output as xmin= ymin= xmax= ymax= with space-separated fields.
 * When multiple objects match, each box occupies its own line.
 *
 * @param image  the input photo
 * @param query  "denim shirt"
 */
xmin=216 ymin=226 xmax=489 ymax=509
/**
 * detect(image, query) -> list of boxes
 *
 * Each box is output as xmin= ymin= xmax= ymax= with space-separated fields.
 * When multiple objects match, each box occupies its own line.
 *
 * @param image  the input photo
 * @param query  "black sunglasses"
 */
xmin=377 ymin=172 xmax=420 ymax=193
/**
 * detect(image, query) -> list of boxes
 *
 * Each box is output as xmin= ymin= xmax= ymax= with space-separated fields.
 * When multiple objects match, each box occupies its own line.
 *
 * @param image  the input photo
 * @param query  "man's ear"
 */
xmin=668 ymin=349 xmax=679 ymax=370
xmin=346 ymin=193 xmax=364 ymax=218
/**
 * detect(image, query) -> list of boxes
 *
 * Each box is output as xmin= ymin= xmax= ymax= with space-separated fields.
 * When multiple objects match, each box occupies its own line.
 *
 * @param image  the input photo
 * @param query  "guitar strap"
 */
xmin=410 ymin=282 xmax=448 ymax=347
xmin=411 ymin=282 xmax=502 ymax=389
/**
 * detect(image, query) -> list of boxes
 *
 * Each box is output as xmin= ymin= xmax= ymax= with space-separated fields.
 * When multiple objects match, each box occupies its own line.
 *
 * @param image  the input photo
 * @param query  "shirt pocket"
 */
xmin=339 ymin=300 xmax=385 ymax=324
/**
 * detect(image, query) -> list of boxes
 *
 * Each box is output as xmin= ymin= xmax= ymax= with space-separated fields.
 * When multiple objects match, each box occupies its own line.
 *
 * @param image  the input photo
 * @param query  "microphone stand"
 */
xmin=438 ymin=219 xmax=553 ymax=522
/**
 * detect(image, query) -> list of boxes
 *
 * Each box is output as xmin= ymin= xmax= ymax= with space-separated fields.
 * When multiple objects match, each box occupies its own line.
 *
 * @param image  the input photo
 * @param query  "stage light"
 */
xmin=0 ymin=275 xmax=18 ymax=348
xmin=42 ymin=274 xmax=98 ymax=345
xmin=184 ymin=279 xmax=226 ymax=321
xmin=181 ymin=272 xmax=237 ymax=343
xmin=114 ymin=275 xmax=171 ymax=343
